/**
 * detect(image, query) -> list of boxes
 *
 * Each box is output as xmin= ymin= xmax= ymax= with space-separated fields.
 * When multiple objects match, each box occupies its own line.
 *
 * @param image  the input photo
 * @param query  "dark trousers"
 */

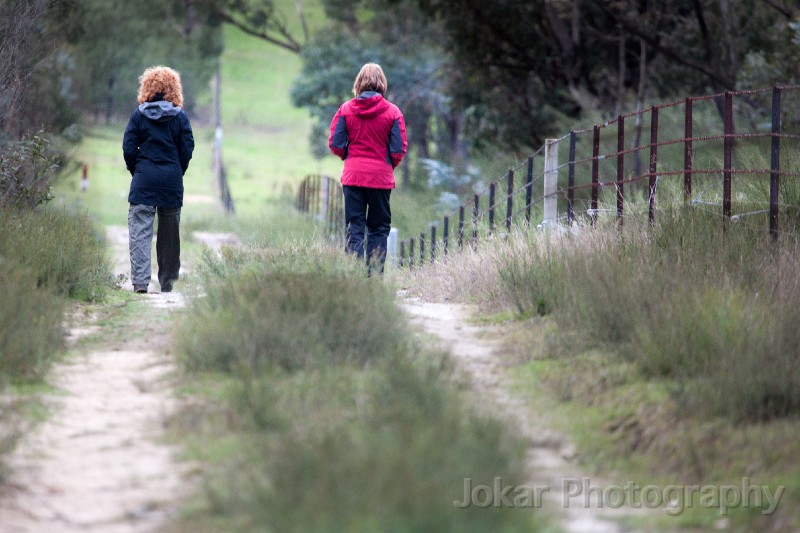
xmin=343 ymin=185 xmax=391 ymax=273
xmin=128 ymin=204 xmax=181 ymax=291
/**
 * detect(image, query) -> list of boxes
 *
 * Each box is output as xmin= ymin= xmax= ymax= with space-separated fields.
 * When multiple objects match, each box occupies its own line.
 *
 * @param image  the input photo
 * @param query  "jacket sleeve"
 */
xmin=328 ymin=106 xmax=348 ymax=160
xmin=388 ymin=109 xmax=407 ymax=169
xmin=122 ymin=111 xmax=140 ymax=176
xmin=178 ymin=112 xmax=195 ymax=175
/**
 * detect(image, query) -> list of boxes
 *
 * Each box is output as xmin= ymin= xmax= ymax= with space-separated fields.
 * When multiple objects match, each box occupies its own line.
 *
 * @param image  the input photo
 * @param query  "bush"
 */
xmin=0 ymin=208 xmax=110 ymax=301
xmin=0 ymin=260 xmax=64 ymax=382
xmin=177 ymin=243 xmax=544 ymax=532
xmin=178 ymin=245 xmax=409 ymax=373
xmin=219 ymin=360 xmax=536 ymax=533
xmin=492 ymin=209 xmax=800 ymax=421
xmin=0 ymin=133 xmax=59 ymax=209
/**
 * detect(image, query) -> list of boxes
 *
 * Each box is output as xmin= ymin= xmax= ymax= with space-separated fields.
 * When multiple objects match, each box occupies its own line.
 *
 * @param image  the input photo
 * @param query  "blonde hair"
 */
xmin=137 ymin=66 xmax=184 ymax=107
xmin=352 ymin=63 xmax=387 ymax=96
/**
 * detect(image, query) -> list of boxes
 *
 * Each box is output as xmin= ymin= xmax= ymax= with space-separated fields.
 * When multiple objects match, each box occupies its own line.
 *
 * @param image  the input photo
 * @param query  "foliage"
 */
xmin=414 ymin=0 xmax=798 ymax=149
xmin=66 ymin=0 xmax=223 ymax=121
xmin=0 ymin=132 xmax=59 ymax=209
xmin=175 ymin=242 xmax=542 ymax=532
xmin=290 ymin=0 xmax=462 ymax=175
xmin=0 ymin=0 xmax=81 ymax=138
xmin=0 ymin=261 xmax=64 ymax=383
xmin=178 ymin=244 xmax=408 ymax=372
xmin=492 ymin=209 xmax=800 ymax=421
xmin=0 ymin=209 xmax=111 ymax=302
xmin=196 ymin=0 xmax=308 ymax=53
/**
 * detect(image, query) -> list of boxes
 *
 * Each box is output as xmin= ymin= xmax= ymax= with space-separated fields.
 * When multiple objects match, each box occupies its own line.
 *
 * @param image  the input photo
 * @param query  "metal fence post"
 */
xmin=525 ymin=156 xmax=534 ymax=224
xmin=544 ymin=138 xmax=559 ymax=225
xmin=489 ymin=182 xmax=496 ymax=234
xmin=648 ymin=107 xmax=659 ymax=225
xmin=684 ymin=97 xmax=693 ymax=203
xmin=723 ymin=92 xmax=733 ymax=220
xmin=616 ymin=117 xmax=625 ymax=223
xmin=591 ymin=126 xmax=600 ymax=226
xmin=567 ymin=131 xmax=576 ymax=225
xmin=472 ymin=194 xmax=479 ymax=246
xmin=506 ymin=169 xmax=514 ymax=231
xmin=458 ymin=206 xmax=465 ymax=250
xmin=770 ymin=86 xmax=782 ymax=240
xmin=430 ymin=225 xmax=437 ymax=263
xmin=443 ymin=216 xmax=450 ymax=255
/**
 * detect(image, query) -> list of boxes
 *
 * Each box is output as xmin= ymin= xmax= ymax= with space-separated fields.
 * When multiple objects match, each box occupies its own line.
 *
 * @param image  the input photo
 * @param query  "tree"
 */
xmin=415 ymin=0 xmax=800 ymax=149
xmin=196 ymin=0 xmax=309 ymax=53
xmin=67 ymin=0 xmax=223 ymax=122
xmin=0 ymin=0 xmax=81 ymax=138
xmin=291 ymin=0 xmax=463 ymax=185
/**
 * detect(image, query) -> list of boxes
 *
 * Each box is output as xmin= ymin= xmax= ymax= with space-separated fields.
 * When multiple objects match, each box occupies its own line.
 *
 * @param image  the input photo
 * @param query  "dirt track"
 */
xmin=402 ymin=298 xmax=654 ymax=533
xmin=0 ymin=226 xmax=201 ymax=532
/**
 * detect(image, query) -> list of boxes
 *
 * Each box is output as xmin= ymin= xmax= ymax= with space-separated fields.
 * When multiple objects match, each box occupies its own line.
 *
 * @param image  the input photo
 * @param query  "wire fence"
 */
xmin=297 ymin=85 xmax=800 ymax=266
xmin=296 ymin=174 xmax=344 ymax=245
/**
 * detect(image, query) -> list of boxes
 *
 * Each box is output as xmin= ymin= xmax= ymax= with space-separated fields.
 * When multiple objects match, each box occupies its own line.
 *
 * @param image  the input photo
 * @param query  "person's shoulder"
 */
xmin=384 ymin=100 xmax=403 ymax=117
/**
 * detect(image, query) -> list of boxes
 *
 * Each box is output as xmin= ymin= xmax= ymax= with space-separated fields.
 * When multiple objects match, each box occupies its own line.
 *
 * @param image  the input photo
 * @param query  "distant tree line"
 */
xmin=218 ymin=0 xmax=800 ymax=179
xmin=0 ymin=0 xmax=222 ymax=208
xmin=4 ymin=0 xmax=799 ymax=198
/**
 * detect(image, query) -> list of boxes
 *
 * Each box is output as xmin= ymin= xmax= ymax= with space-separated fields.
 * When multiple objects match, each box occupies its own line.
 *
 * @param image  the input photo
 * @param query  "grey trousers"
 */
xmin=128 ymin=204 xmax=181 ymax=291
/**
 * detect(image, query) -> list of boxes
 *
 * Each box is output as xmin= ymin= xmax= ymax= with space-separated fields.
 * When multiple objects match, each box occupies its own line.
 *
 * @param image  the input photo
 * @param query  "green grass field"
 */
xmin=54 ymin=22 xmax=343 ymax=236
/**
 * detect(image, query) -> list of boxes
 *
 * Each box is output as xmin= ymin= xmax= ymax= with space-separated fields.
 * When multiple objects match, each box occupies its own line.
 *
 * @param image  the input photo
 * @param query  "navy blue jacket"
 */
xmin=122 ymin=101 xmax=194 ymax=208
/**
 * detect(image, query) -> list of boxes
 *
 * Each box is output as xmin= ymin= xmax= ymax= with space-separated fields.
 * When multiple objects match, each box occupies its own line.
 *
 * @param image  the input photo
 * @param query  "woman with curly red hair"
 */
xmin=123 ymin=66 xmax=194 ymax=293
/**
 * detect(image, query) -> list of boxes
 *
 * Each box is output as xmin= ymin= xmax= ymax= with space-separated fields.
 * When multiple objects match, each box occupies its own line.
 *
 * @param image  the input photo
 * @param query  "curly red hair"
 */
xmin=137 ymin=66 xmax=184 ymax=107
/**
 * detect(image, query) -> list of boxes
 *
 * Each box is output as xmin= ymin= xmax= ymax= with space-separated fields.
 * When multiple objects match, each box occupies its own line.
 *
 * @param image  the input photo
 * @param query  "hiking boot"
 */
xmin=134 ymin=286 xmax=148 ymax=294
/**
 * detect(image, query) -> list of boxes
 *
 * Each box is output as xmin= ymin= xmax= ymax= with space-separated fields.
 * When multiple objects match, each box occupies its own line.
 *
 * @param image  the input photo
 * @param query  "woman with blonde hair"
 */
xmin=329 ymin=62 xmax=407 ymax=274
xmin=123 ymin=66 xmax=194 ymax=293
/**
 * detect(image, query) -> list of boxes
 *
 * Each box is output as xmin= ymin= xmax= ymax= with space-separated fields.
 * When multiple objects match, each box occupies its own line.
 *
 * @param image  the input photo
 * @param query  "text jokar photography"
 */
xmin=454 ymin=477 xmax=785 ymax=516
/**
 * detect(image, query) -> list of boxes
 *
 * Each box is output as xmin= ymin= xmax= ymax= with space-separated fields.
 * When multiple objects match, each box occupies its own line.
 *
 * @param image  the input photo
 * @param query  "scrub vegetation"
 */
xmin=172 ymin=243 xmax=545 ymax=532
xmin=402 ymin=204 xmax=800 ymax=530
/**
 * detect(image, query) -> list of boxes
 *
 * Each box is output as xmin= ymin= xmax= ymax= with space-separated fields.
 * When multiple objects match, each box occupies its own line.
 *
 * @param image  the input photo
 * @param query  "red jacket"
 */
xmin=328 ymin=92 xmax=407 ymax=189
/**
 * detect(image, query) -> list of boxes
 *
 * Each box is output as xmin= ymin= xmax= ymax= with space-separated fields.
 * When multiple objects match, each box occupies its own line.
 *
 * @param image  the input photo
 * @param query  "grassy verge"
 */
xmin=170 ymin=243 xmax=547 ymax=532
xmin=400 ymin=207 xmax=800 ymax=532
xmin=0 ymin=206 xmax=112 ymax=480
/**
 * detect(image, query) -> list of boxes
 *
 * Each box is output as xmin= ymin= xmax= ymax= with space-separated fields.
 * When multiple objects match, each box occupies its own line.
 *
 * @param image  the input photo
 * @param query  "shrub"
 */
xmin=201 ymin=360 xmax=538 ymax=533
xmin=0 ymin=208 xmax=110 ymax=301
xmin=178 ymin=245 xmax=409 ymax=373
xmin=177 ymin=243 xmax=544 ymax=531
xmin=492 ymin=208 xmax=800 ymax=421
xmin=0 ymin=260 xmax=64 ymax=382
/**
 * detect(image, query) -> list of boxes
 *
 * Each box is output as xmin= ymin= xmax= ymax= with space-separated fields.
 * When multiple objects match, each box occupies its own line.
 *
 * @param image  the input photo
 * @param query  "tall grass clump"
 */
xmin=0 ymin=209 xmax=110 ymax=301
xmin=491 ymin=207 xmax=800 ymax=421
xmin=0 ymin=261 xmax=64 ymax=383
xmin=178 ymin=244 xmax=409 ymax=372
xmin=176 ymin=243 xmax=544 ymax=532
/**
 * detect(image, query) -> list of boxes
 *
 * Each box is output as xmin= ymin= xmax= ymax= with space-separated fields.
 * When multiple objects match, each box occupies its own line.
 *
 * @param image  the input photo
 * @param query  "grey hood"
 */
xmin=138 ymin=100 xmax=182 ymax=122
